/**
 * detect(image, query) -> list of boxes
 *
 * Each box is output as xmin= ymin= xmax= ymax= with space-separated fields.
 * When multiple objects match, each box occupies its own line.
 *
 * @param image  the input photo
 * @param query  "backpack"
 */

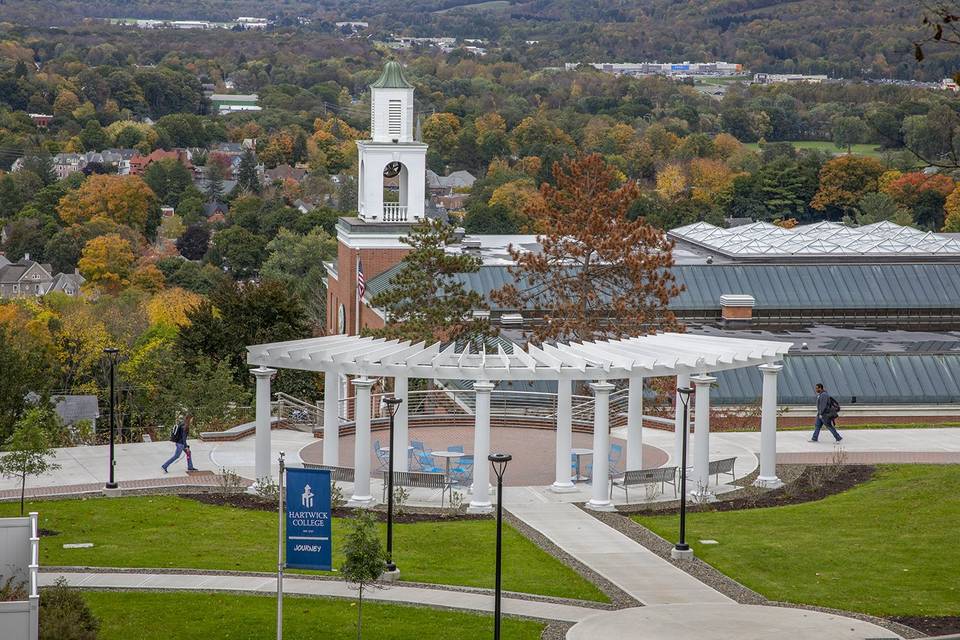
xmin=169 ymin=423 xmax=183 ymax=443
xmin=827 ymin=397 xmax=841 ymax=415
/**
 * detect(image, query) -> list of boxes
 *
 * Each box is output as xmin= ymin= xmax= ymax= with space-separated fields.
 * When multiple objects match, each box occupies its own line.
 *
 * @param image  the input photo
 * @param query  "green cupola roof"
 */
xmin=371 ymin=61 xmax=414 ymax=89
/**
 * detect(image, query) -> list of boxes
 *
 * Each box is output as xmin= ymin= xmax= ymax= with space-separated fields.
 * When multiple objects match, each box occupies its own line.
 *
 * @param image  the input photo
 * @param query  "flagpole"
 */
xmin=277 ymin=451 xmax=285 ymax=640
xmin=354 ymin=253 xmax=361 ymax=335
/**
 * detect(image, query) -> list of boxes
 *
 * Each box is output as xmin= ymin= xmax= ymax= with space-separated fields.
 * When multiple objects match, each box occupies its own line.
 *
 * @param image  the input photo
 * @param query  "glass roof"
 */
xmin=670 ymin=221 xmax=960 ymax=256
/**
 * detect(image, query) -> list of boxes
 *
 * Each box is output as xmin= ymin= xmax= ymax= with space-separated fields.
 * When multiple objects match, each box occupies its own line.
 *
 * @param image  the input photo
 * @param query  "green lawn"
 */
xmin=635 ymin=465 xmax=960 ymax=616
xmin=743 ymin=140 xmax=886 ymax=158
xmin=6 ymin=496 xmax=606 ymax=602
xmin=83 ymin=591 xmax=545 ymax=640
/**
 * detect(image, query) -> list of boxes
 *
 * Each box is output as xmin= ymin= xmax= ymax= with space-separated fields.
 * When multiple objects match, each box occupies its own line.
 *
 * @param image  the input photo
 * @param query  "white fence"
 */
xmin=0 ymin=512 xmax=39 ymax=640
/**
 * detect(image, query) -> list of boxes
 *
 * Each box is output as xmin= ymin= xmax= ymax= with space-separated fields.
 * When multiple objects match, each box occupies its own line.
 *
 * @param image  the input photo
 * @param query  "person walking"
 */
xmin=811 ymin=383 xmax=843 ymax=443
xmin=162 ymin=414 xmax=198 ymax=473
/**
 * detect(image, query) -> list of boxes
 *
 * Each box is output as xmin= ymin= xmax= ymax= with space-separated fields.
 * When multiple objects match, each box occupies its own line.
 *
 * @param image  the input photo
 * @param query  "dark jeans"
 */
xmin=812 ymin=416 xmax=842 ymax=442
xmin=162 ymin=443 xmax=197 ymax=470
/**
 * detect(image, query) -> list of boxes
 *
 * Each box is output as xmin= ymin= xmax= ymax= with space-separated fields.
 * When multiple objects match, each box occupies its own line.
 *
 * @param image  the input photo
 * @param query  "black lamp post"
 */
xmin=488 ymin=452 xmax=512 ymax=640
xmin=674 ymin=387 xmax=693 ymax=555
xmin=383 ymin=396 xmax=403 ymax=573
xmin=103 ymin=347 xmax=120 ymax=490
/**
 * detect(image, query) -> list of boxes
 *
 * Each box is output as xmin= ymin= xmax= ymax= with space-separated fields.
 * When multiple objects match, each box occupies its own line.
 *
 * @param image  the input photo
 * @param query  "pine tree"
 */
xmin=368 ymin=218 xmax=497 ymax=345
xmin=236 ymin=149 xmax=260 ymax=194
xmin=205 ymin=163 xmax=225 ymax=202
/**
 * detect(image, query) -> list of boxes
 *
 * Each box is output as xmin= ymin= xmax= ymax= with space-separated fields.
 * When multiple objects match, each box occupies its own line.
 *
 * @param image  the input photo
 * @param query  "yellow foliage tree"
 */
xmin=712 ymin=133 xmax=743 ymax=159
xmin=422 ymin=113 xmax=461 ymax=151
xmin=655 ymin=164 xmax=687 ymax=200
xmin=944 ymin=188 xmax=960 ymax=232
xmin=489 ymin=179 xmax=543 ymax=214
xmin=57 ymin=175 xmax=158 ymax=230
xmin=689 ymin=158 xmax=735 ymax=205
xmin=878 ymin=170 xmax=903 ymax=194
xmin=130 ymin=264 xmax=165 ymax=293
xmin=145 ymin=287 xmax=203 ymax=327
xmin=78 ymin=234 xmax=135 ymax=291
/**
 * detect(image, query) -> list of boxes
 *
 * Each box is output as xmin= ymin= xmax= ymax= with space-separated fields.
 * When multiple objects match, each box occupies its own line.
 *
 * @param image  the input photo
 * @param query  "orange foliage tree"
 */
xmin=881 ymin=172 xmax=955 ymax=208
xmin=492 ymin=154 xmax=682 ymax=344
xmin=810 ymin=155 xmax=885 ymax=213
xmin=57 ymin=175 xmax=158 ymax=231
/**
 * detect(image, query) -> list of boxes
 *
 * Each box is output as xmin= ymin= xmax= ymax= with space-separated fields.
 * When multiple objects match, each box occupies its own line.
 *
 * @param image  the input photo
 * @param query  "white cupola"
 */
xmin=356 ymin=62 xmax=428 ymax=223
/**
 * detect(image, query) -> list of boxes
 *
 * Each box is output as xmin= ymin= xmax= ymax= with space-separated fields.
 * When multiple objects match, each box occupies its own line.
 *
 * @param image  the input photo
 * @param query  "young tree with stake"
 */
xmin=339 ymin=511 xmax=388 ymax=640
xmin=0 ymin=407 xmax=61 ymax=515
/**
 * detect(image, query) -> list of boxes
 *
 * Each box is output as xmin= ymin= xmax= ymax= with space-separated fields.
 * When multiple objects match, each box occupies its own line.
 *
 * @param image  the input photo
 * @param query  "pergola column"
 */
xmin=394 ymin=375 xmax=410 ymax=472
xmin=691 ymin=374 xmax=716 ymax=501
xmin=754 ymin=364 xmax=784 ymax=489
xmin=468 ymin=381 xmax=495 ymax=514
xmin=251 ymin=366 xmax=276 ymax=483
xmin=673 ymin=373 xmax=690 ymax=466
xmin=551 ymin=379 xmax=576 ymax=493
xmin=322 ymin=370 xmax=340 ymax=466
xmin=586 ymin=381 xmax=615 ymax=511
xmin=626 ymin=375 xmax=644 ymax=471
xmin=348 ymin=377 xmax=375 ymax=507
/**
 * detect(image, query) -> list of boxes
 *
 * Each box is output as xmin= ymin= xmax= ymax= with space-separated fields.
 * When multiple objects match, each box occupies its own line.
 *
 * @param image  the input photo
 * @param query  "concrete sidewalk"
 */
xmin=40 ymin=570 xmax=602 ymax=623
xmin=506 ymin=502 xmax=732 ymax=606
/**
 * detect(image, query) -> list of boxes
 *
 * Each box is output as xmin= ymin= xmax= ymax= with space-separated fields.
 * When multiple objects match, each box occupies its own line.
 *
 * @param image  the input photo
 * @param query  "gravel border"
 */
xmin=585 ymin=507 xmax=925 ymax=639
xmin=504 ymin=510 xmax=636 ymax=610
xmin=540 ymin=621 xmax=574 ymax=640
xmin=43 ymin=565 xmax=606 ymax=612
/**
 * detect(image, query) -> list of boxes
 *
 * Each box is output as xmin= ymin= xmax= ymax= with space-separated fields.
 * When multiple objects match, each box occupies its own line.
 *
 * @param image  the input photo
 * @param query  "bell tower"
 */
xmin=357 ymin=61 xmax=427 ymax=222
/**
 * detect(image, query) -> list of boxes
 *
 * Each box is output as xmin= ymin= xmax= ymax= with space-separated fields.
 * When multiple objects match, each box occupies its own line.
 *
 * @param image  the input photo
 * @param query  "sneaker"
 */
xmin=161 ymin=465 xmax=168 ymax=473
xmin=808 ymin=438 xmax=819 ymax=443
xmin=835 ymin=437 xmax=843 ymax=443
xmin=187 ymin=467 xmax=198 ymax=472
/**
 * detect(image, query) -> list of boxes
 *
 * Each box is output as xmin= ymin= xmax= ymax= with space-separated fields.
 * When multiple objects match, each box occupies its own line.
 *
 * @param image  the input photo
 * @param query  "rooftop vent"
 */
xmin=500 ymin=313 xmax=523 ymax=326
xmin=719 ymin=294 xmax=755 ymax=326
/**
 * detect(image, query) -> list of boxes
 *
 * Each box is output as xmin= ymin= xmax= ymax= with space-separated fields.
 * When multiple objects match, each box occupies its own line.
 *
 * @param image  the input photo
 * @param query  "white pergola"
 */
xmin=247 ymin=333 xmax=792 ymax=511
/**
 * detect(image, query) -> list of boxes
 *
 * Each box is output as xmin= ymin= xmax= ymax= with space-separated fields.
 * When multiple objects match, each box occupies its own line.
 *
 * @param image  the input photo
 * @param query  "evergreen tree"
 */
xmin=368 ymin=218 xmax=496 ymax=345
xmin=292 ymin=131 xmax=308 ymax=164
xmin=236 ymin=149 xmax=260 ymax=194
xmin=205 ymin=163 xmax=225 ymax=202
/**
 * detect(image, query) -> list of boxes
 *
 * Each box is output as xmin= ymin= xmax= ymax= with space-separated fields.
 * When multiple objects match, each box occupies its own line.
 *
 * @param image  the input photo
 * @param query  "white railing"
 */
xmin=29 ymin=511 xmax=39 ymax=639
xmin=274 ymin=392 xmax=321 ymax=432
xmin=382 ymin=203 xmax=408 ymax=222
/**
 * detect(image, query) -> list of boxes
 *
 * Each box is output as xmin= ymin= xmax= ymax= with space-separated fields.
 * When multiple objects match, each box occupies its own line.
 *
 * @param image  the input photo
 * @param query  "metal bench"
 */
xmin=609 ymin=466 xmax=678 ymax=501
xmin=708 ymin=457 xmax=737 ymax=484
xmin=382 ymin=470 xmax=452 ymax=507
xmin=303 ymin=463 xmax=355 ymax=483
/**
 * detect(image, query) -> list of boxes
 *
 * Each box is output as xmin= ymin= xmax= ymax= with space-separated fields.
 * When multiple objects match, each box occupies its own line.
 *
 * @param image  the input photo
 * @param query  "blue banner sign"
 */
xmin=285 ymin=468 xmax=332 ymax=571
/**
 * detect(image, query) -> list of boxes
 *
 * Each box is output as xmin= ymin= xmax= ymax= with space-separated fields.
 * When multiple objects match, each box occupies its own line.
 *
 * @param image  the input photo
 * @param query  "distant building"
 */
xmin=210 ymin=94 xmax=261 ymax=114
xmin=567 ymin=61 xmax=745 ymax=76
xmin=426 ymin=169 xmax=476 ymax=195
xmin=50 ymin=395 xmax=100 ymax=429
xmin=0 ymin=255 xmax=84 ymax=298
xmin=942 ymin=78 xmax=960 ymax=92
xmin=235 ymin=17 xmax=269 ymax=29
xmin=129 ymin=149 xmax=192 ymax=175
xmin=28 ymin=113 xmax=52 ymax=128
xmin=263 ymin=164 xmax=307 ymax=184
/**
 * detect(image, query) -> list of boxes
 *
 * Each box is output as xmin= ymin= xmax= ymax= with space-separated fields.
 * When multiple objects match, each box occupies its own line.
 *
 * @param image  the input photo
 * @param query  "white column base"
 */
xmin=347 ymin=495 xmax=374 ymax=508
xmin=467 ymin=502 xmax=493 ymax=514
xmin=102 ymin=487 xmax=123 ymax=498
xmin=585 ymin=499 xmax=616 ymax=512
xmin=380 ymin=568 xmax=401 ymax=582
xmin=753 ymin=476 xmax=784 ymax=489
xmin=550 ymin=481 xmax=578 ymax=493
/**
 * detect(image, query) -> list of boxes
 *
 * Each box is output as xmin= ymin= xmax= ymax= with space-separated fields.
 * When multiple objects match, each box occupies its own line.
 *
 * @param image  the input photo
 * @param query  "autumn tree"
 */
xmin=368 ymin=218 xmax=496 ymax=345
xmin=78 ymin=234 xmax=136 ymax=291
xmin=810 ymin=155 xmax=885 ymax=214
xmin=493 ymin=154 xmax=682 ymax=344
xmin=944 ymin=187 xmax=960 ymax=231
xmin=57 ymin=175 xmax=158 ymax=231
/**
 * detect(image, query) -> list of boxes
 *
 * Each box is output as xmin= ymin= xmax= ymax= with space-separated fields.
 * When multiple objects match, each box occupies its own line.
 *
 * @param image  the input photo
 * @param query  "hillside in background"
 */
xmin=0 ymin=0 xmax=956 ymax=79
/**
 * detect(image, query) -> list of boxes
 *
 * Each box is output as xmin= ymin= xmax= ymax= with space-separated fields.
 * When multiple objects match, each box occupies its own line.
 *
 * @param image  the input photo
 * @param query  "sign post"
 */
xmin=276 ymin=459 xmax=333 ymax=639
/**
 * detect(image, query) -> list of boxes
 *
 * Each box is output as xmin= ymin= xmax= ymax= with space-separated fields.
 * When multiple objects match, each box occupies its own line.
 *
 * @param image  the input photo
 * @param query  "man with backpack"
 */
xmin=811 ymin=383 xmax=843 ymax=443
xmin=162 ymin=414 xmax=198 ymax=473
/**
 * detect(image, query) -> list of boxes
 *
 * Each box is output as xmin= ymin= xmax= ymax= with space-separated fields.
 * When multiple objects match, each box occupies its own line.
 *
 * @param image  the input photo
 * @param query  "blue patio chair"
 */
xmin=414 ymin=449 xmax=444 ymax=474
xmin=609 ymin=443 xmax=623 ymax=474
xmin=374 ymin=440 xmax=390 ymax=471
xmin=447 ymin=445 xmax=464 ymax=453
xmin=411 ymin=440 xmax=430 ymax=470
xmin=451 ymin=454 xmax=474 ymax=485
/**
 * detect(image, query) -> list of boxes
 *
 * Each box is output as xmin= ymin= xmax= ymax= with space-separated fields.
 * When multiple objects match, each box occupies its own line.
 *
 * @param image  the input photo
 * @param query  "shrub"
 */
xmin=40 ymin=578 xmax=99 ymax=640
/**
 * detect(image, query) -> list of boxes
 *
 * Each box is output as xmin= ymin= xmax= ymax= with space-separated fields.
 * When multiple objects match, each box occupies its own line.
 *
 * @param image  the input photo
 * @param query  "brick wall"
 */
xmin=328 ymin=239 xmax=409 ymax=335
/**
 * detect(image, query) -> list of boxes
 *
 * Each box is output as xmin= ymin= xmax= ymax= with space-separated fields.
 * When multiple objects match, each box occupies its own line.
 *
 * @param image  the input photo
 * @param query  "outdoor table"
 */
xmin=430 ymin=450 xmax=465 ymax=485
xmin=571 ymin=448 xmax=593 ymax=483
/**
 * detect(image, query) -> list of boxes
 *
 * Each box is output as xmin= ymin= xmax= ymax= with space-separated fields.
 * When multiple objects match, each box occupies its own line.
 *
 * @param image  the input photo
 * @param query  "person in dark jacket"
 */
xmin=810 ymin=383 xmax=843 ymax=443
xmin=162 ymin=414 xmax=198 ymax=472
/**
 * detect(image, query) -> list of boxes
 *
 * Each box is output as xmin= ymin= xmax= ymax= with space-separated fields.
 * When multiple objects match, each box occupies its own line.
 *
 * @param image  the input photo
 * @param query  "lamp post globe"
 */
xmin=488 ymin=452 xmax=512 ymax=640
xmin=383 ymin=396 xmax=403 ymax=573
xmin=103 ymin=347 xmax=120 ymax=490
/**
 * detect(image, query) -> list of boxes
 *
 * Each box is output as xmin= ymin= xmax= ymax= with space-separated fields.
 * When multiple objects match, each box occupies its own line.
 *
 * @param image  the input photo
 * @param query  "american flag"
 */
xmin=357 ymin=258 xmax=366 ymax=298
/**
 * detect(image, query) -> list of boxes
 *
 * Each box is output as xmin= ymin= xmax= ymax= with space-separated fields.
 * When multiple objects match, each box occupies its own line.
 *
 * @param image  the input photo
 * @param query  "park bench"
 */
xmin=708 ymin=456 xmax=737 ymax=484
xmin=382 ymin=470 xmax=452 ymax=507
xmin=609 ymin=466 xmax=678 ymax=501
xmin=302 ymin=463 xmax=355 ymax=483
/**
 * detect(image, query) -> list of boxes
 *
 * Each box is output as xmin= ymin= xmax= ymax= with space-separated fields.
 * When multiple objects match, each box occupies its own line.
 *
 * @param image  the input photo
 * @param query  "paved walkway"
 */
xmin=566 ymin=604 xmax=902 ymax=640
xmin=40 ymin=570 xmax=600 ymax=623
xmin=0 ymin=472 xmax=224 ymax=500
xmin=505 ymin=501 xmax=731 ymax=606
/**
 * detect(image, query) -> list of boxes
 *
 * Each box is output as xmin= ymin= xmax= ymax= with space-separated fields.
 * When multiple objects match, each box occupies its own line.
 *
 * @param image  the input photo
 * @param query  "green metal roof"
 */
xmin=366 ymin=263 xmax=960 ymax=312
xmin=371 ymin=61 xmax=414 ymax=89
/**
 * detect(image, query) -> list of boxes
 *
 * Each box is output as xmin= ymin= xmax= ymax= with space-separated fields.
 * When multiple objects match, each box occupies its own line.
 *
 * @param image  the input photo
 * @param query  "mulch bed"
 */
xmin=890 ymin=615 xmax=960 ymax=636
xmin=180 ymin=492 xmax=490 ymax=523
xmin=617 ymin=464 xmax=875 ymax=516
